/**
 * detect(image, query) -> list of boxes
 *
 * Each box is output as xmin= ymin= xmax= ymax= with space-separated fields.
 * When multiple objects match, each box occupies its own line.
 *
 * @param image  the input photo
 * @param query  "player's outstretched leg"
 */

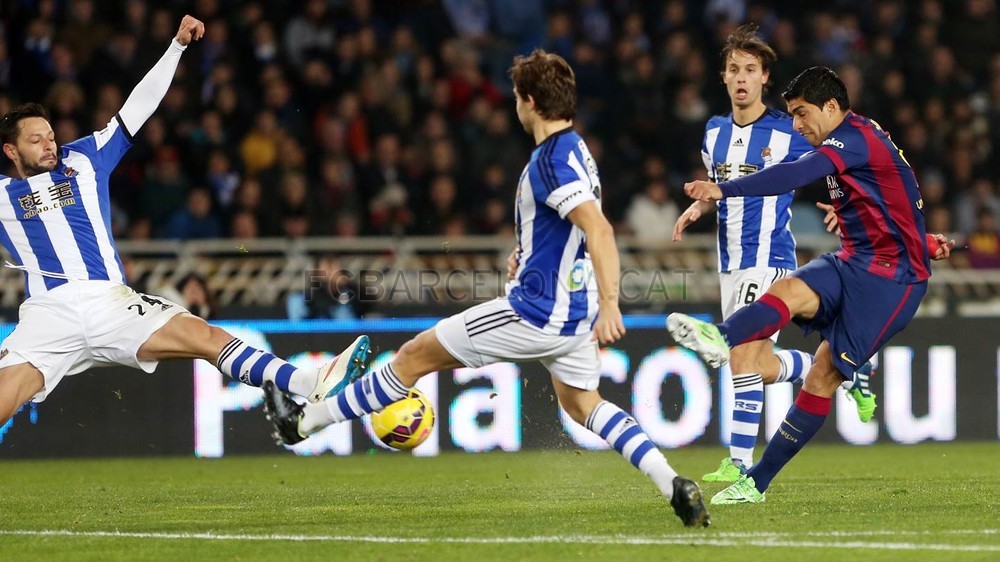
xmin=140 ymin=313 xmax=373 ymax=403
xmin=216 ymin=334 xmax=372 ymax=403
xmin=580 ymin=398 xmax=709 ymax=527
xmin=666 ymin=313 xmax=730 ymax=368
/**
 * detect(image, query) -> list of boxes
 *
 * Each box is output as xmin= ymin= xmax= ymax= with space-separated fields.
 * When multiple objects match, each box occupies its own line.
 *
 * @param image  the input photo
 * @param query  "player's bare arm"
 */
xmin=567 ymin=201 xmax=625 ymax=345
xmin=672 ymin=200 xmax=717 ymax=242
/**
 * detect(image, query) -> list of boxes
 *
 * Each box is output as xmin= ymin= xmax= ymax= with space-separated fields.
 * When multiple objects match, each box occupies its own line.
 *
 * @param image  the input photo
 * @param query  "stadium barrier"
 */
xmin=0 ymin=314 xmax=996 ymax=458
xmin=3 ymin=234 xmax=996 ymax=312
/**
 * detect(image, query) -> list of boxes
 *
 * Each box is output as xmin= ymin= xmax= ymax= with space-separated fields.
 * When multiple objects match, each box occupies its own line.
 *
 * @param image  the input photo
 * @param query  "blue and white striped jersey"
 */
xmin=0 ymin=116 xmax=132 ymax=297
xmin=702 ymin=108 xmax=812 ymax=272
xmin=507 ymin=127 xmax=600 ymax=336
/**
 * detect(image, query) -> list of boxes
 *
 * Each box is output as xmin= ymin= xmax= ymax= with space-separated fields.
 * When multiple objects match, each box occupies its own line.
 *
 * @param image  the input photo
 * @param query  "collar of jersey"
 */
xmin=730 ymin=106 xmax=773 ymax=128
xmin=536 ymin=125 xmax=575 ymax=148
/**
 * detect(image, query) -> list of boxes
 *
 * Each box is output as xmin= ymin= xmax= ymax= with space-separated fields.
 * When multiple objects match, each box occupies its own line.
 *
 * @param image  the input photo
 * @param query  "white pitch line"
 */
xmin=0 ymin=530 xmax=999 ymax=552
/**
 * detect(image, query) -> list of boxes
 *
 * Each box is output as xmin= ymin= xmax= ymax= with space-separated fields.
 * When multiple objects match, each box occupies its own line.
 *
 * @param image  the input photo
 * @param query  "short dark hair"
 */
xmin=0 ymin=103 xmax=50 ymax=145
xmin=720 ymin=23 xmax=777 ymax=73
xmin=782 ymin=66 xmax=850 ymax=111
xmin=508 ymin=49 xmax=576 ymax=121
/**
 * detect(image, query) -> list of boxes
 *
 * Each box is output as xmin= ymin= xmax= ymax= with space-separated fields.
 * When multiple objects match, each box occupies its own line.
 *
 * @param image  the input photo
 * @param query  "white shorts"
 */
xmin=0 ymin=281 xmax=186 ymax=402
xmin=435 ymin=297 xmax=601 ymax=391
xmin=719 ymin=267 xmax=791 ymax=342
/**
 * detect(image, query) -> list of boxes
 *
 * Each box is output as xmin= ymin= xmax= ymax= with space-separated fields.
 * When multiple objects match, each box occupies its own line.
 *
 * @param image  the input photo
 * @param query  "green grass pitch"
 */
xmin=0 ymin=442 xmax=997 ymax=561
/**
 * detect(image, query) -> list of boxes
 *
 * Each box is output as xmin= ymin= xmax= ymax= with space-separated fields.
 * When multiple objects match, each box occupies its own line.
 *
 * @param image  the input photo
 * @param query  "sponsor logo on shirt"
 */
xmin=826 ymin=176 xmax=845 ymax=200
xmin=19 ymin=181 xmax=77 ymax=219
xmin=822 ymin=137 xmax=845 ymax=149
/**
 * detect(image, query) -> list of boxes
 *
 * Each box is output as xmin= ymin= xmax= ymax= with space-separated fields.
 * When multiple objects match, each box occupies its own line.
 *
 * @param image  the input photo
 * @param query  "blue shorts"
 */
xmin=791 ymin=254 xmax=927 ymax=380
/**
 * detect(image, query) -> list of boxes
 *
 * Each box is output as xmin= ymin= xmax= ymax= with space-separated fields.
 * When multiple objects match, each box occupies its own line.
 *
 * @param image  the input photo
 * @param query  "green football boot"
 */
xmin=848 ymin=361 xmax=877 ymax=423
xmin=666 ymin=313 xmax=731 ymax=368
xmin=702 ymin=457 xmax=746 ymax=483
xmin=711 ymin=475 xmax=766 ymax=505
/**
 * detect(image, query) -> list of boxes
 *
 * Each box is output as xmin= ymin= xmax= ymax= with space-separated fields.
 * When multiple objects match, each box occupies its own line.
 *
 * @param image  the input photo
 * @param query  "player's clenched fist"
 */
xmin=175 ymin=15 xmax=206 ymax=46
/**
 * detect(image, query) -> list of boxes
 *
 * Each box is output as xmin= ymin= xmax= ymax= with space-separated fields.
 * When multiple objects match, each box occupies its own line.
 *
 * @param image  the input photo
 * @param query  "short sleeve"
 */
xmin=536 ymin=157 xmax=597 ymax=219
xmin=61 ymin=114 xmax=133 ymax=172
xmin=816 ymin=129 xmax=868 ymax=174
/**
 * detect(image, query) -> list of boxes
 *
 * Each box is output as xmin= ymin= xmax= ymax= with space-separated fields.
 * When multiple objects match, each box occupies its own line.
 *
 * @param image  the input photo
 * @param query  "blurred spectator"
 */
xmin=416 ymin=175 xmax=461 ymax=235
xmin=268 ymin=172 xmax=319 ymax=238
xmin=287 ymin=255 xmax=371 ymax=321
xmin=626 ymin=181 xmax=679 ymax=243
xmin=230 ymin=210 xmax=260 ymax=240
xmin=158 ymin=273 xmax=218 ymax=320
xmin=164 ymin=187 xmax=224 ymax=240
xmin=240 ymin=110 xmax=281 ymax=174
xmin=140 ymin=146 xmax=189 ymax=231
xmin=284 ymin=0 xmax=336 ymax=67
xmin=966 ymin=208 xmax=1000 ymax=269
xmin=954 ymin=177 xmax=1000 ymax=234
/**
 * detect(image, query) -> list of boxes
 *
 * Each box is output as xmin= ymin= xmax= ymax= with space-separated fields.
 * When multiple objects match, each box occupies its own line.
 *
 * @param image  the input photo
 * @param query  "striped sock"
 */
xmin=300 ymin=364 xmax=410 ymax=434
xmin=585 ymin=401 xmax=678 ymax=499
xmin=730 ymin=373 xmax=764 ymax=468
xmin=775 ymin=350 xmax=813 ymax=384
xmin=217 ymin=338 xmax=310 ymax=397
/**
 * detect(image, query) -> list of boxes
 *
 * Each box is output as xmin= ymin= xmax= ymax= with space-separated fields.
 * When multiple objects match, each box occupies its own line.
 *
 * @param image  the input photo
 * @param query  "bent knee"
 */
xmin=767 ymin=278 xmax=818 ymax=317
xmin=397 ymin=332 xmax=430 ymax=359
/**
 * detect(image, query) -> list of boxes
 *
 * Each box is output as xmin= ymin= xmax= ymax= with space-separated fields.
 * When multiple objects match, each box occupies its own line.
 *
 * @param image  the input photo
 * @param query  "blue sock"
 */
xmin=747 ymin=390 xmax=831 ymax=493
xmin=217 ymin=338 xmax=308 ymax=396
xmin=586 ymin=401 xmax=678 ymax=498
xmin=775 ymin=350 xmax=813 ymax=385
xmin=729 ymin=373 xmax=764 ymax=467
xmin=317 ymin=364 xmax=410 ymax=424
xmin=719 ymin=294 xmax=791 ymax=347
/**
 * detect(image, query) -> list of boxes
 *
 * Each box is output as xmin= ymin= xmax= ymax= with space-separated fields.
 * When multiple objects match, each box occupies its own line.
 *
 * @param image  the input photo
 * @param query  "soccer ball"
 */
xmin=371 ymin=388 xmax=435 ymax=450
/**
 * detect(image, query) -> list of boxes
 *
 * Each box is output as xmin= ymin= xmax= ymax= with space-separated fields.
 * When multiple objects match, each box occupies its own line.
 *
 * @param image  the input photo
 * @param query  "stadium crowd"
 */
xmin=1 ymin=0 xmax=999 ymax=265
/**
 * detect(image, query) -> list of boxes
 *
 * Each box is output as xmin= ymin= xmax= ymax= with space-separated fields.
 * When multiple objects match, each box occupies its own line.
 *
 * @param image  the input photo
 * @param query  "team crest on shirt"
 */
xmin=64 ymin=167 xmax=78 ymax=177
xmin=761 ymin=147 xmax=773 ymax=166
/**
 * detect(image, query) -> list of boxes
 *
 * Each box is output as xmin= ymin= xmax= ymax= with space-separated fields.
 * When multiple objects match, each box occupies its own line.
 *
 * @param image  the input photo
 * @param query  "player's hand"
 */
xmin=684 ymin=180 xmax=723 ymax=202
xmin=506 ymin=248 xmax=520 ymax=281
xmin=927 ymin=233 xmax=956 ymax=260
xmin=673 ymin=203 xmax=702 ymax=242
xmin=816 ymin=202 xmax=840 ymax=236
xmin=593 ymin=305 xmax=625 ymax=345
xmin=175 ymin=15 xmax=205 ymax=46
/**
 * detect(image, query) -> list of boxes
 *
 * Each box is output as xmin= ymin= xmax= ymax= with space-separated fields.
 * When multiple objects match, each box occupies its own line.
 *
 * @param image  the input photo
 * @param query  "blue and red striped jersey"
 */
xmin=816 ymin=112 xmax=930 ymax=283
